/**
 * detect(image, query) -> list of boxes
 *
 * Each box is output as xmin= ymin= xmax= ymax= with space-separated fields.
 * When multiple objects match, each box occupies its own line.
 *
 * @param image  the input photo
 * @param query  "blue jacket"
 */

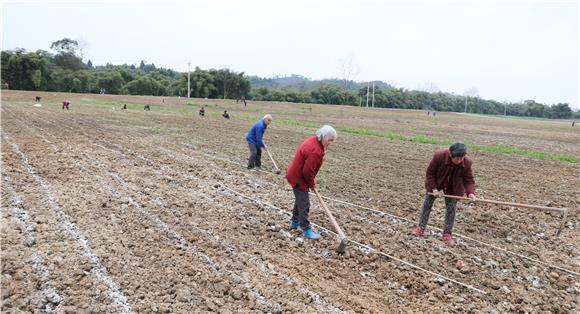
xmin=246 ymin=119 xmax=267 ymax=148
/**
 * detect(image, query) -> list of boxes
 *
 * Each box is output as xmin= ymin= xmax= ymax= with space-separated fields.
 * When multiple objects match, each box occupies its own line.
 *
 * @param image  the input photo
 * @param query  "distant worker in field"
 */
xmin=222 ymin=110 xmax=230 ymax=119
xmin=62 ymin=99 xmax=70 ymax=110
xmin=242 ymin=96 xmax=247 ymax=107
xmin=144 ymin=104 xmax=150 ymax=111
xmin=199 ymin=106 xmax=205 ymax=116
xmin=286 ymin=125 xmax=337 ymax=240
xmin=121 ymin=104 xmax=127 ymax=110
xmin=35 ymin=96 xmax=42 ymax=102
xmin=245 ymin=114 xmax=272 ymax=170
xmin=414 ymin=142 xmax=476 ymax=246
xmin=573 ymin=120 xmax=576 ymax=127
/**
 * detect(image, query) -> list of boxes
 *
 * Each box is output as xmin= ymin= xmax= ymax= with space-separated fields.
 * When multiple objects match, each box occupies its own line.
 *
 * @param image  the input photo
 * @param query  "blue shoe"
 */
xmin=303 ymin=228 xmax=321 ymax=239
xmin=290 ymin=220 xmax=300 ymax=229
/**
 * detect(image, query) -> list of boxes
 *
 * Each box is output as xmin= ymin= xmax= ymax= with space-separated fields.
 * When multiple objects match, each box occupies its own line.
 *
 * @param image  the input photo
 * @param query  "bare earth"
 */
xmin=1 ymin=90 xmax=579 ymax=313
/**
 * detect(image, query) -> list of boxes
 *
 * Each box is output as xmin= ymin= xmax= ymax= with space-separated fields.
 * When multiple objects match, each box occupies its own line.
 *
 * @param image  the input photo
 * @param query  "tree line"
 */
xmin=251 ymin=86 xmax=577 ymax=119
xmin=1 ymin=38 xmax=250 ymax=99
xmin=2 ymin=38 xmax=577 ymax=119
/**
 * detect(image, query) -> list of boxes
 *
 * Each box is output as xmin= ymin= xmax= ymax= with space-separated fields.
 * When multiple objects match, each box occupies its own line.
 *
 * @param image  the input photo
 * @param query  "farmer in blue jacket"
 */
xmin=246 ymin=114 xmax=272 ymax=170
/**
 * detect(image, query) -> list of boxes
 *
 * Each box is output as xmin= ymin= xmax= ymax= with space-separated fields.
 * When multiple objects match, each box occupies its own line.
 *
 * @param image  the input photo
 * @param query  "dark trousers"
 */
xmin=418 ymin=194 xmax=457 ymax=234
xmin=247 ymin=143 xmax=262 ymax=168
xmin=291 ymin=186 xmax=311 ymax=230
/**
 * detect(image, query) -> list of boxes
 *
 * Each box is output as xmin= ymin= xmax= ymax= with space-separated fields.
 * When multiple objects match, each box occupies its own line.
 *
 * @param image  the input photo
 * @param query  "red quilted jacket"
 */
xmin=286 ymin=136 xmax=325 ymax=192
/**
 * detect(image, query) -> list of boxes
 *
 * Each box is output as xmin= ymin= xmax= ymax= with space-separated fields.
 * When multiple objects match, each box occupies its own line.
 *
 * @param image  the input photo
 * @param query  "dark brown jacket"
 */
xmin=425 ymin=148 xmax=475 ymax=196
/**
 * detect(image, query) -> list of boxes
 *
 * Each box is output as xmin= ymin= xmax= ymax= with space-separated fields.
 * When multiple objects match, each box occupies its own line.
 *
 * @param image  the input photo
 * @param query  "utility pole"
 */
xmin=187 ymin=61 xmax=191 ymax=99
xmin=504 ymin=102 xmax=507 ymax=116
xmin=366 ymin=82 xmax=370 ymax=108
xmin=372 ymin=82 xmax=375 ymax=108
xmin=464 ymin=95 xmax=467 ymax=113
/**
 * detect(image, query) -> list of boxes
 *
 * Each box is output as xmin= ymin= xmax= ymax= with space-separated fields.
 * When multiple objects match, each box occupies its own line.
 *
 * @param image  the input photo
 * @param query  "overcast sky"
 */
xmin=2 ymin=0 xmax=579 ymax=109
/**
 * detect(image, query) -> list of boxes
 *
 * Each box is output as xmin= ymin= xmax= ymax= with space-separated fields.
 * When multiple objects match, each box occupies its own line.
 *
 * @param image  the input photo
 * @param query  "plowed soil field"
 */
xmin=2 ymin=90 xmax=579 ymax=313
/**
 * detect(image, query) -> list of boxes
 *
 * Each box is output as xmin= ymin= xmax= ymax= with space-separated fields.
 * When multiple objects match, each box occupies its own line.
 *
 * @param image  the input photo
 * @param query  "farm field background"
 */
xmin=1 ymin=90 xmax=579 ymax=313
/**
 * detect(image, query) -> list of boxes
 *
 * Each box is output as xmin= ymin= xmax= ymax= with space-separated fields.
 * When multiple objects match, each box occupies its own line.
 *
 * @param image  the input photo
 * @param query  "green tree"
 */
xmin=50 ymin=38 xmax=85 ymax=71
xmin=547 ymin=103 xmax=572 ymax=119
xmin=311 ymin=85 xmax=349 ymax=105
xmin=209 ymin=69 xmax=250 ymax=99
xmin=1 ymin=49 xmax=50 ymax=90
xmin=50 ymin=38 xmax=78 ymax=54
xmin=96 ymin=70 xmax=124 ymax=94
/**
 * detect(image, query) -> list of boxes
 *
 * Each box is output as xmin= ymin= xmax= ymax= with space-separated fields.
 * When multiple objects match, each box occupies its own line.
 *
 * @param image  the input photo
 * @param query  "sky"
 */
xmin=2 ymin=0 xmax=579 ymax=109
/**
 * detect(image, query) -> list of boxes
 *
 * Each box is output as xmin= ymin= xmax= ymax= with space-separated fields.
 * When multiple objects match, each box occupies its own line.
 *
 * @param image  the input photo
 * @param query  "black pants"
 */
xmin=291 ymin=186 xmax=311 ymax=230
xmin=418 ymin=194 xmax=457 ymax=234
xmin=247 ymin=143 xmax=262 ymax=168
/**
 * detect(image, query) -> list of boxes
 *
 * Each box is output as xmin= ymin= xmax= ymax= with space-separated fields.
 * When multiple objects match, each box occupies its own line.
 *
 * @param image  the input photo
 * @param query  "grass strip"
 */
xmin=337 ymin=127 xmax=578 ymax=163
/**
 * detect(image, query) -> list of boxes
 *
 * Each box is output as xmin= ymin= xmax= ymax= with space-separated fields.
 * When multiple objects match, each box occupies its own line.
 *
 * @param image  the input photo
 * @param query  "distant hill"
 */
xmin=247 ymin=74 xmax=392 ymax=92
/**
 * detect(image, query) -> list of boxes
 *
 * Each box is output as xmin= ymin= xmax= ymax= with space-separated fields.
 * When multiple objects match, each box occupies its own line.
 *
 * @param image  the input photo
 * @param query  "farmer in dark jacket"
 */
xmin=246 ymin=114 xmax=272 ymax=169
xmin=414 ymin=142 xmax=476 ymax=245
xmin=286 ymin=125 xmax=337 ymax=239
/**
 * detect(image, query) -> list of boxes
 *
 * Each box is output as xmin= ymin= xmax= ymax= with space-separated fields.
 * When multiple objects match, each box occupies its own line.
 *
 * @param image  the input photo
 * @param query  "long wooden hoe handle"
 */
xmin=314 ymin=188 xmax=346 ymax=239
xmin=427 ymin=193 xmax=567 ymax=214
xmin=264 ymin=147 xmax=280 ymax=172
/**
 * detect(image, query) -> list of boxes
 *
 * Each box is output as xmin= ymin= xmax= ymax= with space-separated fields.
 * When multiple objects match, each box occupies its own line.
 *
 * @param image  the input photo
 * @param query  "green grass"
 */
xmin=464 ymin=112 xmax=574 ymax=122
xmin=79 ymin=98 xmax=144 ymax=109
xmin=185 ymin=102 xmax=218 ymax=108
xmin=279 ymin=119 xmax=318 ymax=129
xmin=58 ymin=98 xmax=579 ymax=163
xmin=207 ymin=111 xmax=225 ymax=117
xmin=467 ymin=143 xmax=578 ymax=163
xmin=337 ymin=126 xmax=578 ymax=163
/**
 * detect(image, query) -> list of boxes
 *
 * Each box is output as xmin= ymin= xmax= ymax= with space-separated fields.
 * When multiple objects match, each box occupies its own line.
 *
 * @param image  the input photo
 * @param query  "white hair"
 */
xmin=316 ymin=125 xmax=337 ymax=141
xmin=263 ymin=114 xmax=272 ymax=120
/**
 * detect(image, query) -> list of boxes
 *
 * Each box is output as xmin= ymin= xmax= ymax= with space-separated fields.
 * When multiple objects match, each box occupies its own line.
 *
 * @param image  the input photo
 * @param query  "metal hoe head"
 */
xmin=555 ymin=208 xmax=569 ymax=237
xmin=336 ymin=237 xmax=348 ymax=255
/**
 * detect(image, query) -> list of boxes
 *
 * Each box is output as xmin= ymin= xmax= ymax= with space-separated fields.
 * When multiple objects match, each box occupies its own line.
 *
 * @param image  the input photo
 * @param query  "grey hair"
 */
xmin=263 ymin=114 xmax=272 ymax=120
xmin=316 ymin=125 xmax=337 ymax=141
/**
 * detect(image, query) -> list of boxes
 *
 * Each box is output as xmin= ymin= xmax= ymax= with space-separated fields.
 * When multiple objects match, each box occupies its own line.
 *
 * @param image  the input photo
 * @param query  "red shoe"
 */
xmin=414 ymin=227 xmax=425 ymax=236
xmin=442 ymin=233 xmax=455 ymax=246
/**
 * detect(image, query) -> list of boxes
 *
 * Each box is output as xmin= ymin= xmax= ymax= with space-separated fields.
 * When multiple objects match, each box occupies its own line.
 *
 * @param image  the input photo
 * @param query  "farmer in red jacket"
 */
xmin=286 ymin=125 xmax=337 ymax=239
xmin=414 ymin=142 xmax=476 ymax=245
xmin=62 ymin=99 xmax=70 ymax=110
